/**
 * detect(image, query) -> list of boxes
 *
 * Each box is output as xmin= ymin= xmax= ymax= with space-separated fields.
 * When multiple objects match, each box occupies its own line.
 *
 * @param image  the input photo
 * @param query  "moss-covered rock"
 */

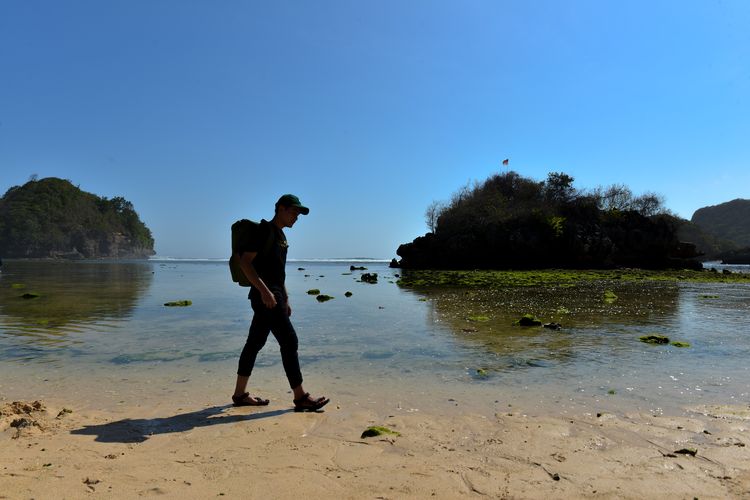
xmin=344 ymin=291 xmax=353 ymax=297
xmin=670 ymin=341 xmax=691 ymax=348
xmin=515 ymin=314 xmax=542 ymax=326
xmin=164 ymin=300 xmax=192 ymax=307
xmin=316 ymin=294 xmax=334 ymax=302
xmin=360 ymin=273 xmax=378 ymax=284
xmin=307 ymin=289 xmax=321 ymax=295
xmin=639 ymin=334 xmax=669 ymax=344
xmin=360 ymin=426 xmax=401 ymax=438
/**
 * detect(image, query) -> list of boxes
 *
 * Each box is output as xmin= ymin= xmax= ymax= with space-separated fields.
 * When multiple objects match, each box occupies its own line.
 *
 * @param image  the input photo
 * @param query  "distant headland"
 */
xmin=0 ymin=177 xmax=155 ymax=260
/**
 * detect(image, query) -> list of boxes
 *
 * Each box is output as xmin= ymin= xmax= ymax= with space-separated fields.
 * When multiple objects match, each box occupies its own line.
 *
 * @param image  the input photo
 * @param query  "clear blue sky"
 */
xmin=2 ymin=1 xmax=748 ymax=259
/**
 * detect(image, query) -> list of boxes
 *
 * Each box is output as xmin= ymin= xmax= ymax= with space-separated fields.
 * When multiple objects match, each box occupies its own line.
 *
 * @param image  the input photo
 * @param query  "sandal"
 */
xmin=232 ymin=392 xmax=270 ymax=407
xmin=293 ymin=393 xmax=330 ymax=412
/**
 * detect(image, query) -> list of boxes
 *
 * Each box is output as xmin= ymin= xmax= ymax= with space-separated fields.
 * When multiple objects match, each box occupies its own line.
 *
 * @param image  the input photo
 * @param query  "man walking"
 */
xmin=232 ymin=194 xmax=329 ymax=412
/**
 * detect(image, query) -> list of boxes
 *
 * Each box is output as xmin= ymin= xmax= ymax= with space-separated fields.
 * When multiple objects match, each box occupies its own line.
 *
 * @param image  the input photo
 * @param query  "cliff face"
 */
xmin=0 ymin=177 xmax=155 ymax=259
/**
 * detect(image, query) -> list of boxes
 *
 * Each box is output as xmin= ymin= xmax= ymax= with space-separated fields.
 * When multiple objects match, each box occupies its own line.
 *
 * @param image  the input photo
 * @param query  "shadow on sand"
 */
xmin=70 ymin=405 xmax=292 ymax=443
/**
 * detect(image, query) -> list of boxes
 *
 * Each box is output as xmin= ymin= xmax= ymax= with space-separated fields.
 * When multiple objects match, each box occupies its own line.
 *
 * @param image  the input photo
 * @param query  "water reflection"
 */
xmin=0 ymin=261 xmax=153 ymax=356
xmin=401 ymin=281 xmax=682 ymax=370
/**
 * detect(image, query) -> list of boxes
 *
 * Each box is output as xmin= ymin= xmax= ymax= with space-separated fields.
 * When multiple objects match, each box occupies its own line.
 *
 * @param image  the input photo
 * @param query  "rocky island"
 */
xmin=0 ymin=177 xmax=155 ymax=259
xmin=396 ymin=171 xmax=703 ymax=270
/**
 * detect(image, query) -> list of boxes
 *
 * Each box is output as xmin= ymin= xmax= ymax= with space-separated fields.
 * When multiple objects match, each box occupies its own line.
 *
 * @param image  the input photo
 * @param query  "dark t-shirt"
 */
xmin=237 ymin=219 xmax=288 ymax=293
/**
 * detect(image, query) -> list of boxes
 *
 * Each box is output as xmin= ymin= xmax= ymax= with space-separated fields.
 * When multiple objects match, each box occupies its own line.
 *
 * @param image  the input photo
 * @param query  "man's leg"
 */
xmin=268 ymin=303 xmax=329 ymax=408
xmin=234 ymin=306 xmax=272 ymax=403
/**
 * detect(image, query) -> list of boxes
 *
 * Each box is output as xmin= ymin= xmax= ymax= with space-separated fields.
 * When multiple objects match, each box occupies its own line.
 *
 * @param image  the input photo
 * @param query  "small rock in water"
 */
xmin=360 ymin=273 xmax=378 ymax=284
xmin=639 ymin=335 xmax=669 ymax=344
xmin=543 ymin=322 xmax=562 ymax=330
xmin=164 ymin=300 xmax=192 ymax=307
xmin=316 ymin=294 xmax=334 ymax=302
xmin=516 ymin=314 xmax=542 ymax=326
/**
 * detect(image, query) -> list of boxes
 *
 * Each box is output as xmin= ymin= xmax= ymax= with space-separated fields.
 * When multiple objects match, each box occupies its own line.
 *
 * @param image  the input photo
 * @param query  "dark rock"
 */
xmin=360 ymin=273 xmax=378 ymax=284
xmin=639 ymin=335 xmax=669 ymax=344
xmin=350 ymin=265 xmax=367 ymax=271
xmin=164 ymin=300 xmax=192 ymax=307
xmin=543 ymin=322 xmax=562 ymax=330
xmin=516 ymin=314 xmax=542 ymax=326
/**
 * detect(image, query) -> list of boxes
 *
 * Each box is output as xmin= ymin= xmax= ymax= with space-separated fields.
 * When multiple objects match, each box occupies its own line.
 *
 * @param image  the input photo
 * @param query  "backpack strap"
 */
xmin=257 ymin=220 xmax=275 ymax=259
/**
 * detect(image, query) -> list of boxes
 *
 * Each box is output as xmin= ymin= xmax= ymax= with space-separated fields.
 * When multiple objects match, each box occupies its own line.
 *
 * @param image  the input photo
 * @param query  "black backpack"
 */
xmin=229 ymin=219 xmax=273 ymax=287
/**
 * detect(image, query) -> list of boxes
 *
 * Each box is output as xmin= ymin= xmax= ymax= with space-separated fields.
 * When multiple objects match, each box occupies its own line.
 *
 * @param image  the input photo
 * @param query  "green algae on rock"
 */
xmin=467 ymin=315 xmax=490 ymax=322
xmin=639 ymin=334 xmax=669 ymax=344
xmin=397 ymin=268 xmax=750 ymax=289
xmin=307 ymin=289 xmax=321 ymax=295
xmin=316 ymin=294 xmax=334 ymax=302
xmin=360 ymin=273 xmax=378 ymax=284
xmin=671 ymin=341 xmax=691 ymax=348
xmin=603 ymin=290 xmax=618 ymax=304
xmin=164 ymin=300 xmax=192 ymax=307
xmin=515 ymin=314 xmax=542 ymax=326
xmin=360 ymin=426 xmax=401 ymax=439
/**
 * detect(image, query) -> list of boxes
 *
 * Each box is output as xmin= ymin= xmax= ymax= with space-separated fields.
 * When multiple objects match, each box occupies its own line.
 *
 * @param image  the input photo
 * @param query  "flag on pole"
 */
xmin=502 ymin=158 xmax=509 ymax=166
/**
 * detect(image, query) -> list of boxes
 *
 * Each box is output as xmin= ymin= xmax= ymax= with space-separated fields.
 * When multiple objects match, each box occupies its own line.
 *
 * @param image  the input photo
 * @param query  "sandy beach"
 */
xmin=2 ymin=388 xmax=749 ymax=499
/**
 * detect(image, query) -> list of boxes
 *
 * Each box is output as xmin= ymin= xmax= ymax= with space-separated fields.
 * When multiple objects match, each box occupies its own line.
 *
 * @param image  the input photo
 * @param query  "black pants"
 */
xmin=237 ymin=289 xmax=303 ymax=389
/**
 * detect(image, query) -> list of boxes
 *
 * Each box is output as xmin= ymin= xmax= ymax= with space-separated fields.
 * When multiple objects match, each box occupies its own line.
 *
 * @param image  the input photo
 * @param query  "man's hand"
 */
xmin=260 ymin=287 xmax=277 ymax=309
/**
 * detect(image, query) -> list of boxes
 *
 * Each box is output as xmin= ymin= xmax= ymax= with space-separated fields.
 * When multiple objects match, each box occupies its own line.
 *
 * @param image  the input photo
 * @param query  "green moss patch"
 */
xmin=164 ymin=300 xmax=192 ymax=307
xmin=397 ymin=268 xmax=750 ymax=289
xmin=670 ymin=341 xmax=691 ymax=348
xmin=603 ymin=290 xmax=618 ymax=304
xmin=361 ymin=426 xmax=401 ymax=439
xmin=467 ymin=315 xmax=490 ymax=322
xmin=639 ymin=335 xmax=669 ymax=344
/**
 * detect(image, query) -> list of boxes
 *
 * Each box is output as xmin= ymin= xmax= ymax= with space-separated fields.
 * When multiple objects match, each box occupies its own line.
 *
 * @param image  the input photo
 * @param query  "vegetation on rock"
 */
xmin=397 ymin=171 xmax=702 ymax=270
xmin=691 ymin=199 xmax=750 ymax=248
xmin=0 ymin=177 xmax=154 ymax=259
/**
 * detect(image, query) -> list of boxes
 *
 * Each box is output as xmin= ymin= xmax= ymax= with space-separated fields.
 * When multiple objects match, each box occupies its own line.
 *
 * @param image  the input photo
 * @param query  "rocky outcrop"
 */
xmin=692 ymin=199 xmax=750 ymax=248
xmin=0 ymin=178 xmax=155 ymax=259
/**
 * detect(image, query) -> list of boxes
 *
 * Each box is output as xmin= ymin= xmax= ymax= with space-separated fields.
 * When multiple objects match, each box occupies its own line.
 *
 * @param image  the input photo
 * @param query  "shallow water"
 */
xmin=1 ymin=260 xmax=749 ymax=417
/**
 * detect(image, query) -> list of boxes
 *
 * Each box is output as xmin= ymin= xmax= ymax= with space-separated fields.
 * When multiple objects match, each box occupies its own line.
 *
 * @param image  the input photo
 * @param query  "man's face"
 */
xmin=279 ymin=205 xmax=302 ymax=228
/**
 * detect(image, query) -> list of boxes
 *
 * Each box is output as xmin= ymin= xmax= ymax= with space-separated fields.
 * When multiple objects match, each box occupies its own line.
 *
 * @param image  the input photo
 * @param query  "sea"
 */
xmin=1 ymin=259 xmax=749 ymax=417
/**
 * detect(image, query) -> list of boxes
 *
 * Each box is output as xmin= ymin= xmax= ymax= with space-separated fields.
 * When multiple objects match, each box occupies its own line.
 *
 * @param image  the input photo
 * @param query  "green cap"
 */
xmin=276 ymin=194 xmax=309 ymax=215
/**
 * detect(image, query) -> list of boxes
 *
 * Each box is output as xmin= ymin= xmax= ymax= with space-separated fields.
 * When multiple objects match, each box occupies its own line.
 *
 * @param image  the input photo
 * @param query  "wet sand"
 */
xmin=2 ymin=377 xmax=749 ymax=499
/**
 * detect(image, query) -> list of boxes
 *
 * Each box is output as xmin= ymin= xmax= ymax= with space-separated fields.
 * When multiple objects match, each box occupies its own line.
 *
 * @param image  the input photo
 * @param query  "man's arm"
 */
xmin=235 ymin=251 xmax=277 ymax=309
